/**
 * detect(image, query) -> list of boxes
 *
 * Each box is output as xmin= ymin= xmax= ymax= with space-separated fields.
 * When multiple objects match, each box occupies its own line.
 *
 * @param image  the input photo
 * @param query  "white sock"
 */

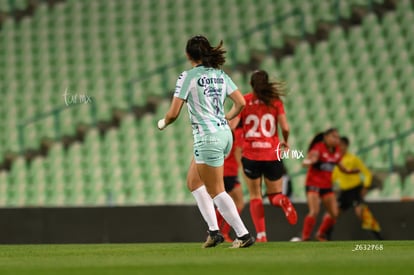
xmin=213 ymin=192 xmax=249 ymax=238
xmin=192 ymin=185 xmax=219 ymax=231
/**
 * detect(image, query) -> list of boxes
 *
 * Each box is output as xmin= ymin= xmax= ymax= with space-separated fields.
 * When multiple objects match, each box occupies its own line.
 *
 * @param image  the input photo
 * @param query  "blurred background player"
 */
xmin=215 ymin=123 xmax=245 ymax=242
xmin=301 ymin=128 xmax=359 ymax=241
xmin=232 ymin=70 xmax=297 ymax=242
xmin=330 ymin=136 xmax=382 ymax=240
xmin=158 ymin=35 xmax=254 ymax=248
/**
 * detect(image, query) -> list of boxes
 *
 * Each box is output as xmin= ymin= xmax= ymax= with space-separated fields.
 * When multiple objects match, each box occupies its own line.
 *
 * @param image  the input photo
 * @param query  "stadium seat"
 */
xmin=365 ymin=188 xmax=381 ymax=201
xmin=381 ymin=173 xmax=402 ymax=200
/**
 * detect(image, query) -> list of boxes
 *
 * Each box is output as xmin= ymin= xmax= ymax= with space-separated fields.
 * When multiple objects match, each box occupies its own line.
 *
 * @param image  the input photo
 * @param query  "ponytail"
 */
xmin=186 ymin=35 xmax=226 ymax=69
xmin=250 ymin=70 xmax=286 ymax=106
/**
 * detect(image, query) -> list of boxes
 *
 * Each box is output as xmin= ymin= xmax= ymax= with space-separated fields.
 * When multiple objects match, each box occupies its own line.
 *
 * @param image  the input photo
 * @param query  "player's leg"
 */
xmin=234 ymin=146 xmax=249 ymax=185
xmin=229 ymin=182 xmax=245 ymax=212
xmin=356 ymin=186 xmax=382 ymax=239
xmin=265 ymin=176 xmax=298 ymax=225
xmin=216 ymin=177 xmax=244 ymax=242
xmin=215 ymin=177 xmax=229 ymax=235
xmin=196 ymin=131 xmax=254 ymax=248
xmin=350 ymin=185 xmax=364 ymax=220
xmin=232 ymin=146 xmax=246 ymax=214
xmin=187 ymin=158 xmax=222 ymax=247
xmin=360 ymin=204 xmax=383 ymax=239
xmin=242 ymin=157 xmax=267 ymax=242
xmin=197 ymin=163 xmax=253 ymax=247
xmin=302 ymin=189 xmax=320 ymax=241
xmin=322 ymin=190 xmax=346 ymax=241
xmin=316 ymin=191 xmax=338 ymax=241
xmin=262 ymin=160 xmax=297 ymax=225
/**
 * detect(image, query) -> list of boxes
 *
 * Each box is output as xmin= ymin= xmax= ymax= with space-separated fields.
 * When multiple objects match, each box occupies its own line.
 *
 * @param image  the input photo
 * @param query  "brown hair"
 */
xmin=250 ymin=70 xmax=286 ymax=106
xmin=307 ymin=128 xmax=338 ymax=152
xmin=186 ymin=35 xmax=226 ymax=69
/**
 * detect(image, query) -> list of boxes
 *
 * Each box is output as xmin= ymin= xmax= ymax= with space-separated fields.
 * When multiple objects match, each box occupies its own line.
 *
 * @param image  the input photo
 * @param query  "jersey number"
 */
xmin=245 ymin=114 xmax=276 ymax=138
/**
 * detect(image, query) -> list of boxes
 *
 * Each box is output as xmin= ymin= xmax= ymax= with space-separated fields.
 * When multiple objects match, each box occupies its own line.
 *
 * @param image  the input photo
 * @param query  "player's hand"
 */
xmin=278 ymin=141 xmax=289 ymax=152
xmin=302 ymin=159 xmax=312 ymax=166
xmin=157 ymin=118 xmax=167 ymax=130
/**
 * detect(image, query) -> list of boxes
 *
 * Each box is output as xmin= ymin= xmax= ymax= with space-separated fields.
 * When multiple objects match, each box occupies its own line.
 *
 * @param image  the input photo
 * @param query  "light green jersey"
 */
xmin=174 ymin=65 xmax=237 ymax=137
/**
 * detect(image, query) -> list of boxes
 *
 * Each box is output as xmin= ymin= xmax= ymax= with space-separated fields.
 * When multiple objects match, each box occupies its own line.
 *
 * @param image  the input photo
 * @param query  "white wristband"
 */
xmin=157 ymin=118 xmax=166 ymax=130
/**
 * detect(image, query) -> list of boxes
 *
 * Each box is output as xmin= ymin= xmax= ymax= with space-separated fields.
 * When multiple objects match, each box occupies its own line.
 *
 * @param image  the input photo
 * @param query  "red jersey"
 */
xmin=224 ymin=128 xmax=243 ymax=177
xmin=306 ymin=141 xmax=342 ymax=188
xmin=240 ymin=93 xmax=285 ymax=161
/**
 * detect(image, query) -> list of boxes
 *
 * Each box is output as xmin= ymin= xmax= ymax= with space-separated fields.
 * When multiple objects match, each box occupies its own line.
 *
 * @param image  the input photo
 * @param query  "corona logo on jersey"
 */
xmin=275 ymin=142 xmax=304 ymax=162
xmin=197 ymin=76 xmax=224 ymax=86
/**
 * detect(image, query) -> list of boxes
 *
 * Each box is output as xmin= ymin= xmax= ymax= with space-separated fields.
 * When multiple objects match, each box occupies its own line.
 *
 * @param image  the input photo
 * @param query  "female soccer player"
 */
xmin=232 ymin=70 xmax=297 ymax=242
xmin=157 ymin=35 xmax=254 ymax=248
xmin=216 ymin=123 xmax=245 ymax=242
xmin=301 ymin=129 xmax=359 ymax=241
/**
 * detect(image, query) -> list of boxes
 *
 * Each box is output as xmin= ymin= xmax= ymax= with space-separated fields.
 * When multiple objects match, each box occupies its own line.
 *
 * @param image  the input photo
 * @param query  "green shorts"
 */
xmin=193 ymin=130 xmax=233 ymax=167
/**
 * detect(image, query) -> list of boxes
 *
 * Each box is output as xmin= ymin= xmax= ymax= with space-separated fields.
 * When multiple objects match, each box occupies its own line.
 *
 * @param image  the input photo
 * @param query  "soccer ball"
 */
xmin=290 ymin=237 xmax=302 ymax=242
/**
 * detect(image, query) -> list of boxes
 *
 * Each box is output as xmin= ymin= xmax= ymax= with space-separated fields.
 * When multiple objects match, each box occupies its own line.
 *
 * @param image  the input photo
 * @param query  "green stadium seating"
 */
xmin=381 ymin=172 xmax=403 ymax=199
xmin=2 ymin=0 xmax=412 ymax=205
xmin=365 ymin=188 xmax=381 ymax=201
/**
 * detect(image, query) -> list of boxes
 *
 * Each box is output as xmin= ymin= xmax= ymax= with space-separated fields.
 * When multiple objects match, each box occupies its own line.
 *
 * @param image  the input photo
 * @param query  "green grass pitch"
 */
xmin=0 ymin=241 xmax=413 ymax=275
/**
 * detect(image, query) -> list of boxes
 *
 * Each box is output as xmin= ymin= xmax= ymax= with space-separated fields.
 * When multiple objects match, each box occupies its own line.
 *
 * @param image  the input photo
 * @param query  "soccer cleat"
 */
xmin=256 ymin=232 xmax=267 ymax=242
xmin=280 ymin=196 xmax=298 ymax=225
xmin=230 ymin=233 xmax=255 ymax=248
xmin=316 ymin=234 xmax=328 ymax=242
xmin=202 ymin=230 xmax=224 ymax=248
xmin=289 ymin=236 xmax=302 ymax=242
xmin=256 ymin=236 xmax=268 ymax=243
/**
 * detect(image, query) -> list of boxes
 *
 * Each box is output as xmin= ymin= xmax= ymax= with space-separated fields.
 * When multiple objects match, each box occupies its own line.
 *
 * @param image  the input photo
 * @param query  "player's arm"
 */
xmin=158 ymin=97 xmax=185 ymax=130
xmin=356 ymin=157 xmax=372 ymax=195
xmin=228 ymin=116 xmax=240 ymax=130
xmin=303 ymin=150 xmax=319 ymax=167
xmin=277 ymin=114 xmax=289 ymax=148
xmin=225 ymin=90 xmax=245 ymax=121
xmin=337 ymin=162 xmax=360 ymax=174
